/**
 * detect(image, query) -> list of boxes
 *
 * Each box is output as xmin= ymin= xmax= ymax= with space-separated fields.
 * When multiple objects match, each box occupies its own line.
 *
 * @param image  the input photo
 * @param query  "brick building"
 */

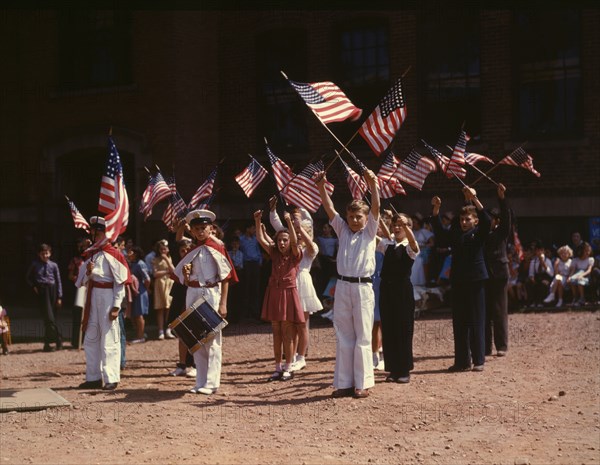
xmin=1 ymin=7 xmax=599 ymax=302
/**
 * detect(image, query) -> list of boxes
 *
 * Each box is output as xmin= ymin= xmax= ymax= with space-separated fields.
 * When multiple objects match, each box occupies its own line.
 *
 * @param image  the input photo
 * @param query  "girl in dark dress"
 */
xmin=378 ymin=213 xmax=419 ymax=383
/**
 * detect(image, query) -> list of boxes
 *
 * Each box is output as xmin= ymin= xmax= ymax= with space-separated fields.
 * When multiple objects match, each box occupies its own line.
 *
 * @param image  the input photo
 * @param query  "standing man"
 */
xmin=26 ymin=243 xmax=64 ymax=352
xmin=76 ymin=217 xmax=130 ymax=390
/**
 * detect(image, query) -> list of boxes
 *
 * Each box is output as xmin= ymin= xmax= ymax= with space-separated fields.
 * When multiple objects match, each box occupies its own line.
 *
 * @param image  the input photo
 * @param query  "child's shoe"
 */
xmin=158 ymin=331 xmax=165 ymax=340
xmin=543 ymin=293 xmax=555 ymax=304
xmin=556 ymin=298 xmax=563 ymax=307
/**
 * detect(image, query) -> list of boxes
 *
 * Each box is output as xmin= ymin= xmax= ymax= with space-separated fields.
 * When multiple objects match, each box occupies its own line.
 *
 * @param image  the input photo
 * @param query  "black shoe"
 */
xmin=447 ymin=364 xmax=472 ymax=372
xmin=56 ymin=341 xmax=63 ymax=350
xmin=102 ymin=382 xmax=118 ymax=391
xmin=331 ymin=387 xmax=355 ymax=398
xmin=43 ymin=344 xmax=55 ymax=352
xmin=78 ymin=379 xmax=103 ymax=389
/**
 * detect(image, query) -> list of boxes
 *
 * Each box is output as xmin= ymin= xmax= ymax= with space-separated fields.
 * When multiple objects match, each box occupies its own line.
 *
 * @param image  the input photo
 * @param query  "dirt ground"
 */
xmin=1 ymin=309 xmax=599 ymax=465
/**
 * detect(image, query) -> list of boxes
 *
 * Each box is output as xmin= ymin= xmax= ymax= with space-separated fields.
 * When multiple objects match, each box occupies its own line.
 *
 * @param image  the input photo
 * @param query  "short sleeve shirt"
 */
xmin=330 ymin=212 xmax=378 ymax=277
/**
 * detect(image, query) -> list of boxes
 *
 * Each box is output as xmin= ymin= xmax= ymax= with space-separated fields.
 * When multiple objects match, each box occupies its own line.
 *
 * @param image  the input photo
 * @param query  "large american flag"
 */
xmin=465 ymin=151 xmax=494 ymax=165
xmin=396 ymin=149 xmax=437 ymax=191
xmin=99 ymin=137 xmax=129 ymax=241
xmin=285 ymin=160 xmax=334 ymax=213
xmin=498 ymin=147 xmax=541 ymax=177
xmin=422 ymin=140 xmax=466 ymax=179
xmin=140 ymin=171 xmax=171 ymax=220
xmin=189 ymin=167 xmax=217 ymax=210
xmin=235 ymin=157 xmax=268 ymax=198
xmin=266 ymin=144 xmax=293 ymax=201
xmin=162 ymin=177 xmax=188 ymax=232
xmin=66 ymin=198 xmax=90 ymax=232
xmin=377 ymin=151 xmax=405 ymax=198
xmin=340 ymin=157 xmax=367 ymax=200
xmin=289 ymin=80 xmax=362 ymax=124
xmin=359 ymin=78 xmax=407 ymax=156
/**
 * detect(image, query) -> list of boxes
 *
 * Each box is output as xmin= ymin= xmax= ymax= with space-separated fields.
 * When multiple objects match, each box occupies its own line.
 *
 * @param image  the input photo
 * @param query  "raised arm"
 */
xmin=399 ymin=215 xmax=419 ymax=254
xmin=253 ymin=210 xmax=272 ymax=255
xmin=294 ymin=216 xmax=317 ymax=256
xmin=364 ymin=169 xmax=380 ymax=222
xmin=313 ymin=171 xmax=337 ymax=221
xmin=283 ymin=212 xmax=300 ymax=258
xmin=268 ymin=195 xmax=285 ymax=232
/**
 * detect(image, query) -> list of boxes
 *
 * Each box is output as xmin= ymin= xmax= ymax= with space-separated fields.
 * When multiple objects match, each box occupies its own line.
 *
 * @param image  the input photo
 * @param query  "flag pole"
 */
xmin=471 ymin=142 xmax=527 ymax=186
xmin=445 ymin=145 xmax=499 ymax=187
xmin=421 ymin=139 xmax=468 ymax=188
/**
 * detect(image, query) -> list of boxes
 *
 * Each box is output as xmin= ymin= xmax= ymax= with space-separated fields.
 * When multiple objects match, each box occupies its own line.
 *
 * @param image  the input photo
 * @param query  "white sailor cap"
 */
xmin=89 ymin=216 xmax=106 ymax=231
xmin=185 ymin=209 xmax=216 ymax=225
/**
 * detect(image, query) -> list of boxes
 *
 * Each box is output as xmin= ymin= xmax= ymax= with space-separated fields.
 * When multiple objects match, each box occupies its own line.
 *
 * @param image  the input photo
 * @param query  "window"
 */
xmin=256 ymin=29 xmax=308 ymax=154
xmin=514 ymin=10 xmax=582 ymax=139
xmin=418 ymin=11 xmax=481 ymax=144
xmin=59 ymin=10 xmax=132 ymax=90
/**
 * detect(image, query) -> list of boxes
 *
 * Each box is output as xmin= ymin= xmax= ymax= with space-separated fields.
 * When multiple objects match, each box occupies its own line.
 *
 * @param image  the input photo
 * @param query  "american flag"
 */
xmin=422 ymin=140 xmax=466 ymax=179
xmin=140 ymin=171 xmax=171 ymax=220
xmin=162 ymin=177 xmax=188 ymax=232
xmin=266 ymin=144 xmax=293 ymax=201
xmin=188 ymin=167 xmax=217 ymax=210
xmin=340 ymin=157 xmax=367 ymax=200
xmin=235 ymin=157 xmax=268 ymax=198
xmin=289 ymin=80 xmax=362 ymax=124
xmin=397 ymin=149 xmax=437 ymax=191
xmin=377 ymin=152 xmax=405 ymax=198
xmin=359 ymin=78 xmax=407 ymax=156
xmin=465 ymin=151 xmax=494 ymax=165
xmin=498 ymin=147 xmax=541 ymax=177
xmin=66 ymin=198 xmax=90 ymax=232
xmin=448 ymin=130 xmax=470 ymax=171
xmin=99 ymin=137 xmax=129 ymax=241
xmin=285 ymin=160 xmax=334 ymax=213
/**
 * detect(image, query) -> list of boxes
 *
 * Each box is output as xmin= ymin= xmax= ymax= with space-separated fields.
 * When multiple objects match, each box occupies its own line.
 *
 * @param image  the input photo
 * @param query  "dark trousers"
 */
xmin=227 ymin=268 xmax=244 ymax=323
xmin=71 ymin=306 xmax=83 ymax=348
xmin=243 ymin=261 xmax=261 ymax=319
xmin=36 ymin=284 xmax=62 ymax=346
xmin=451 ymin=280 xmax=486 ymax=367
xmin=119 ymin=307 xmax=126 ymax=368
xmin=526 ymin=275 xmax=550 ymax=305
xmin=485 ymin=277 xmax=508 ymax=353
xmin=379 ymin=280 xmax=415 ymax=376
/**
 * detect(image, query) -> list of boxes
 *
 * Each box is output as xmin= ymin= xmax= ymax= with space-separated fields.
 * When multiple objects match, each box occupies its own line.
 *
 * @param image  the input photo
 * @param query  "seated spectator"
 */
xmin=526 ymin=240 xmax=553 ymax=307
xmin=507 ymin=246 xmax=527 ymax=310
xmin=568 ymin=241 xmax=594 ymax=306
xmin=543 ymin=245 xmax=572 ymax=308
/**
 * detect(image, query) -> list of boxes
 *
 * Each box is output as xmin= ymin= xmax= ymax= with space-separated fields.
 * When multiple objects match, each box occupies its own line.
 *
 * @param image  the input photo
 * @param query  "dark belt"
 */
xmin=337 ymin=275 xmax=372 ymax=284
xmin=187 ymin=280 xmax=219 ymax=288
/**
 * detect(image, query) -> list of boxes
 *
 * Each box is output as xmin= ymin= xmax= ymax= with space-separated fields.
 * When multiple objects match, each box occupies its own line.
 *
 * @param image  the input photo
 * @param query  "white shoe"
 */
xmin=185 ymin=368 xmax=197 ymax=378
xmin=543 ymin=293 xmax=555 ymax=304
xmin=170 ymin=366 xmax=186 ymax=376
xmin=158 ymin=331 xmax=165 ymax=340
xmin=321 ymin=310 xmax=333 ymax=320
xmin=165 ymin=328 xmax=175 ymax=339
xmin=290 ymin=358 xmax=306 ymax=372
xmin=130 ymin=338 xmax=145 ymax=344
xmin=556 ymin=298 xmax=563 ymax=307
xmin=196 ymin=387 xmax=217 ymax=395
xmin=189 ymin=386 xmax=201 ymax=393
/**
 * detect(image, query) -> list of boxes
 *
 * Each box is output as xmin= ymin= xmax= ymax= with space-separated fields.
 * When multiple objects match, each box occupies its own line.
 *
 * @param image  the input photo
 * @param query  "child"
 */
xmin=527 ymin=240 xmax=554 ymax=307
xmin=127 ymin=246 xmax=151 ymax=343
xmin=431 ymin=187 xmax=491 ymax=372
xmin=152 ymin=239 xmax=175 ymax=340
xmin=314 ymin=168 xmax=380 ymax=399
xmin=174 ymin=209 xmax=237 ymax=395
xmin=378 ymin=213 xmax=419 ymax=383
xmin=568 ymin=241 xmax=594 ymax=306
xmin=226 ymin=236 xmax=244 ymax=324
xmin=26 ymin=243 xmax=64 ymax=352
xmin=0 ymin=300 xmax=9 ymax=355
xmin=255 ymin=209 xmax=304 ymax=381
xmin=543 ymin=245 xmax=573 ymax=307
xmin=269 ymin=198 xmax=322 ymax=372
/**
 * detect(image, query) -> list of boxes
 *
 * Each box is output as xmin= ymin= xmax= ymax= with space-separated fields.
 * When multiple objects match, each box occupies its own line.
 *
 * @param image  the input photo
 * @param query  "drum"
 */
xmin=168 ymin=296 xmax=228 ymax=354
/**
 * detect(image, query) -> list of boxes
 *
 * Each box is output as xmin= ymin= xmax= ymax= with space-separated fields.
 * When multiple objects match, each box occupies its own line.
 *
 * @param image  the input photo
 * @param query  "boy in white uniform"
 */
xmin=314 ymin=168 xmax=380 ymax=399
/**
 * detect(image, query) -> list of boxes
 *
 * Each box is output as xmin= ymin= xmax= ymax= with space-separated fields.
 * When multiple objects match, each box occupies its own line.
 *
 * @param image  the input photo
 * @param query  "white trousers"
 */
xmin=332 ymin=280 xmax=375 ymax=390
xmin=84 ymin=288 xmax=120 ymax=384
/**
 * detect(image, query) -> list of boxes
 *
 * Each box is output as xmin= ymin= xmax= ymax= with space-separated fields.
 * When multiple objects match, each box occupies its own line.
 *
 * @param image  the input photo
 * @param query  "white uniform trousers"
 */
xmin=84 ymin=288 xmax=121 ymax=384
xmin=332 ymin=280 xmax=375 ymax=390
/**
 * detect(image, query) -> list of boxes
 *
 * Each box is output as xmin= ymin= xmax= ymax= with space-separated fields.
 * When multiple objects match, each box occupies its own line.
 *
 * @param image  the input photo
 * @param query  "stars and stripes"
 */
xmin=100 ymin=137 xmax=129 ymax=241
xmin=189 ymin=167 xmax=218 ymax=210
xmin=359 ymin=78 xmax=407 ymax=156
xmin=396 ymin=149 xmax=437 ymax=191
xmin=339 ymin=157 xmax=367 ymax=200
xmin=162 ymin=177 xmax=188 ymax=232
xmin=498 ymin=147 xmax=541 ymax=177
xmin=235 ymin=157 xmax=268 ymax=198
xmin=376 ymin=151 xmax=405 ymax=198
xmin=285 ymin=160 xmax=334 ymax=213
xmin=66 ymin=198 xmax=90 ymax=232
xmin=465 ymin=151 xmax=494 ymax=165
xmin=140 ymin=171 xmax=171 ymax=220
xmin=289 ymin=80 xmax=362 ymax=124
xmin=422 ymin=140 xmax=466 ymax=179
xmin=448 ymin=130 xmax=470 ymax=171
xmin=266 ymin=144 xmax=294 ymax=199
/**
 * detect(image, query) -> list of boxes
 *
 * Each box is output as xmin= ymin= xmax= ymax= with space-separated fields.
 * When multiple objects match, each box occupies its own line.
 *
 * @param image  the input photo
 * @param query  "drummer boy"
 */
xmin=173 ymin=209 xmax=238 ymax=395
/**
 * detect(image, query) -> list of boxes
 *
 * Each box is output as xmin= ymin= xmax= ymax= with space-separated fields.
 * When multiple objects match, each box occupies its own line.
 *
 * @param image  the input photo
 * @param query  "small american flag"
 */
xmin=266 ymin=144 xmax=294 ymax=201
xmin=285 ymin=160 xmax=334 ymax=213
xmin=66 ymin=199 xmax=90 ymax=232
xmin=140 ymin=171 xmax=171 ymax=220
xmin=397 ymin=149 xmax=437 ymax=191
xmin=465 ymin=151 xmax=494 ymax=165
xmin=340 ymin=158 xmax=367 ymax=200
xmin=422 ymin=140 xmax=466 ymax=179
xmin=189 ymin=167 xmax=217 ymax=210
xmin=359 ymin=78 xmax=407 ymax=156
xmin=498 ymin=147 xmax=541 ymax=177
xmin=376 ymin=152 xmax=405 ymax=198
xmin=235 ymin=157 xmax=268 ymax=198
xmin=162 ymin=177 xmax=188 ymax=232
xmin=289 ymin=80 xmax=362 ymax=124
xmin=100 ymin=137 xmax=129 ymax=241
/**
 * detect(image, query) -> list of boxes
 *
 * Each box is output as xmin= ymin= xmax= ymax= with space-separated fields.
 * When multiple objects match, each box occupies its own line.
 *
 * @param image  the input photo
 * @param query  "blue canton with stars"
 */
xmin=290 ymin=81 xmax=325 ymax=105
xmin=379 ymin=79 xmax=405 ymax=118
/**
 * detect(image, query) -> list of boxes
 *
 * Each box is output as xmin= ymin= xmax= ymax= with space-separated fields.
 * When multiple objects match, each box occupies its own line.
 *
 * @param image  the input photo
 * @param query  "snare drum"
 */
xmin=168 ymin=296 xmax=228 ymax=354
